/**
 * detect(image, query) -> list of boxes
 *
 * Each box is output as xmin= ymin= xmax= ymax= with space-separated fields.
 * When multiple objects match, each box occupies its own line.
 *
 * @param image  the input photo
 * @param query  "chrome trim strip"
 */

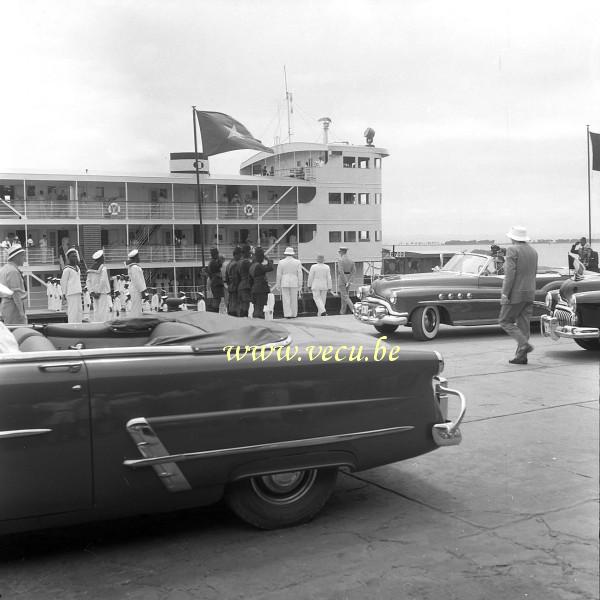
xmin=123 ymin=425 xmax=415 ymax=469
xmin=126 ymin=418 xmax=192 ymax=492
xmin=418 ymin=298 xmax=500 ymax=304
xmin=0 ymin=429 xmax=52 ymax=439
xmin=452 ymin=319 xmax=499 ymax=326
xmin=432 ymin=384 xmax=466 ymax=447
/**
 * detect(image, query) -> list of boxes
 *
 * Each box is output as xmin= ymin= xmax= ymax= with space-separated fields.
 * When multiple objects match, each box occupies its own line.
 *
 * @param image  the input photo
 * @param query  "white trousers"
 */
xmin=311 ymin=289 xmax=327 ymax=315
xmin=281 ymin=287 xmax=299 ymax=318
xmin=129 ymin=292 xmax=143 ymax=317
xmin=66 ymin=294 xmax=82 ymax=323
xmin=92 ymin=294 xmax=110 ymax=323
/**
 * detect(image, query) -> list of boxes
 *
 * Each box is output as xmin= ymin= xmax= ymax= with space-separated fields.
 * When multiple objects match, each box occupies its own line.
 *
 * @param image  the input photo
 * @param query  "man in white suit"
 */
xmin=308 ymin=255 xmax=332 ymax=316
xmin=275 ymin=247 xmax=303 ymax=318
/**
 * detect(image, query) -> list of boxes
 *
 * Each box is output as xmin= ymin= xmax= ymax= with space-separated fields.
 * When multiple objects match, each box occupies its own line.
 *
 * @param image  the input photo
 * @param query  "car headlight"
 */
xmin=545 ymin=291 xmax=553 ymax=310
xmin=357 ymin=285 xmax=371 ymax=300
xmin=567 ymin=295 xmax=577 ymax=311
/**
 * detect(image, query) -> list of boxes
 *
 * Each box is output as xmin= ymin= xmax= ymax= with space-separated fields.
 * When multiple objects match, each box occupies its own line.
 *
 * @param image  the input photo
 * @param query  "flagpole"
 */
xmin=192 ymin=106 xmax=207 ymax=297
xmin=586 ymin=124 xmax=592 ymax=243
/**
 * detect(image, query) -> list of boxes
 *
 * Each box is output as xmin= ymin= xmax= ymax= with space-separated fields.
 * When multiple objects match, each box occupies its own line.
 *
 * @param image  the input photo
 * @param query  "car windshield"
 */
xmin=441 ymin=254 xmax=490 ymax=274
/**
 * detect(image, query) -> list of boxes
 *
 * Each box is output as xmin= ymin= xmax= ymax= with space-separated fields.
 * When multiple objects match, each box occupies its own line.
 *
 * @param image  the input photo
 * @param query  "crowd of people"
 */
xmin=210 ymin=245 xmax=355 ymax=319
xmin=0 ymin=236 xmax=359 ymax=325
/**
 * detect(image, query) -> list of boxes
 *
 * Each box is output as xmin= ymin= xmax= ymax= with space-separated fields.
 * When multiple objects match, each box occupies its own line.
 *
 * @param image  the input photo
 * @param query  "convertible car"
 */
xmin=354 ymin=251 xmax=578 ymax=341
xmin=0 ymin=312 xmax=465 ymax=534
xmin=541 ymin=276 xmax=600 ymax=351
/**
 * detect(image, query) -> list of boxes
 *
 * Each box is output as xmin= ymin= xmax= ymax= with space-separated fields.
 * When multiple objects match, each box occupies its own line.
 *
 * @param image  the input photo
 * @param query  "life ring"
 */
xmin=243 ymin=204 xmax=255 ymax=217
xmin=107 ymin=201 xmax=121 ymax=216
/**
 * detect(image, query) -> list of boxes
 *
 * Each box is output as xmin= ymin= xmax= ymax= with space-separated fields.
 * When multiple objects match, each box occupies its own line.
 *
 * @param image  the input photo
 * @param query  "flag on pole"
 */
xmin=590 ymin=131 xmax=600 ymax=171
xmin=195 ymin=111 xmax=274 ymax=156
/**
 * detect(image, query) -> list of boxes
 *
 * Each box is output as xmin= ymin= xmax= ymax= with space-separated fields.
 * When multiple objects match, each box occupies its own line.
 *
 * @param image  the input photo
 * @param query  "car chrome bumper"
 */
xmin=432 ymin=377 xmax=465 ymax=447
xmin=353 ymin=298 xmax=408 ymax=327
xmin=541 ymin=314 xmax=600 ymax=341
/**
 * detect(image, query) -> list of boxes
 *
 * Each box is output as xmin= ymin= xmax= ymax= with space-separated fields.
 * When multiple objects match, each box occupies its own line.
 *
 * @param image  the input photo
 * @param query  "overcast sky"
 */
xmin=1 ymin=0 xmax=599 ymax=242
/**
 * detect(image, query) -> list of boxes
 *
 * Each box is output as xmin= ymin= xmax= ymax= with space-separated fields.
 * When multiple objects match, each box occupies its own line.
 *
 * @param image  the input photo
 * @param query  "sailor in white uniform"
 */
xmin=86 ymin=249 xmax=111 ymax=322
xmin=60 ymin=247 xmax=82 ymax=323
xmin=126 ymin=249 xmax=148 ymax=317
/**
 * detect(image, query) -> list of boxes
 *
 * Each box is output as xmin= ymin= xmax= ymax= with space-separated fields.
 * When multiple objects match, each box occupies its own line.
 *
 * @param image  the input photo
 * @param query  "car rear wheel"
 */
xmin=574 ymin=339 xmax=600 ymax=351
xmin=374 ymin=324 xmax=398 ymax=334
xmin=412 ymin=306 xmax=440 ymax=341
xmin=225 ymin=468 xmax=338 ymax=529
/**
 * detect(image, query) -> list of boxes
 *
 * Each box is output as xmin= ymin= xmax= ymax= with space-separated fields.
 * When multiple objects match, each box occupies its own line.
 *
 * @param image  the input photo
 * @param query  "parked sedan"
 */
xmin=355 ymin=251 xmax=576 ymax=341
xmin=541 ymin=276 xmax=600 ymax=351
xmin=0 ymin=312 xmax=465 ymax=534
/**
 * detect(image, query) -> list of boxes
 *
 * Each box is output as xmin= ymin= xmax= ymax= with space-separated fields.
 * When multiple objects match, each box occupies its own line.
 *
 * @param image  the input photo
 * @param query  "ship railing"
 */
xmin=25 ymin=202 xmax=77 ymax=218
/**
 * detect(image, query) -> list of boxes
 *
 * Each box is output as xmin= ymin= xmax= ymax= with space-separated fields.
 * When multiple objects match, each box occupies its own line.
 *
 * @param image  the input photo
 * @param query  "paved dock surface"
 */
xmin=1 ymin=317 xmax=598 ymax=600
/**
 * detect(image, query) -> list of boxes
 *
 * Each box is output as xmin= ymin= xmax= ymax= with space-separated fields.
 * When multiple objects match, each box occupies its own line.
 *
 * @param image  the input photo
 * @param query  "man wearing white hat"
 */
xmin=0 ymin=244 xmax=28 ymax=324
xmin=86 ymin=249 xmax=111 ymax=322
xmin=499 ymin=225 xmax=538 ymax=364
xmin=275 ymin=247 xmax=303 ymax=318
xmin=60 ymin=247 xmax=83 ymax=323
xmin=308 ymin=255 xmax=332 ymax=316
xmin=126 ymin=249 xmax=148 ymax=317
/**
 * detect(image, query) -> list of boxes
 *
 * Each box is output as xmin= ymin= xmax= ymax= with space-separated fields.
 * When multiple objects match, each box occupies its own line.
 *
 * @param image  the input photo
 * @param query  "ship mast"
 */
xmin=284 ymin=65 xmax=292 ymax=143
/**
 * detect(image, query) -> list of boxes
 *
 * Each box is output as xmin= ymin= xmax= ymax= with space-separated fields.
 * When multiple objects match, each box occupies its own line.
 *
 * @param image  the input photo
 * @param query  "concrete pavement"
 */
xmin=1 ymin=317 xmax=598 ymax=599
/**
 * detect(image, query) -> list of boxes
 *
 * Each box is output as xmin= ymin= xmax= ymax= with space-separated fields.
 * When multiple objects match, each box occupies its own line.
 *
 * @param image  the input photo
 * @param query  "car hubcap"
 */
xmin=424 ymin=308 xmax=438 ymax=332
xmin=251 ymin=470 xmax=317 ymax=505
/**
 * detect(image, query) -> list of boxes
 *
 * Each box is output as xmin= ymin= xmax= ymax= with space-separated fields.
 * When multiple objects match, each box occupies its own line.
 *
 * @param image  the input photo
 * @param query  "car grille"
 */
xmin=554 ymin=307 xmax=575 ymax=327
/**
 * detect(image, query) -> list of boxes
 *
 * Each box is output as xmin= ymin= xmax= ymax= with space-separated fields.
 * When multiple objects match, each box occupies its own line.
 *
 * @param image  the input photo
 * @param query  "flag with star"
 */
xmin=195 ymin=111 xmax=274 ymax=156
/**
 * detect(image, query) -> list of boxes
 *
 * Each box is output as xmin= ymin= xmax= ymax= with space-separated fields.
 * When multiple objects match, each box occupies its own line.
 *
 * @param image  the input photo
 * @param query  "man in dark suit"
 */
xmin=499 ymin=226 xmax=538 ymax=364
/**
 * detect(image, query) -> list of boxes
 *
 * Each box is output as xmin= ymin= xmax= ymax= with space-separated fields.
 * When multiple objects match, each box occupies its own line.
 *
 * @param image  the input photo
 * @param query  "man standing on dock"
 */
xmin=0 ymin=244 xmax=28 ymax=324
xmin=337 ymin=247 xmax=356 ymax=315
xmin=499 ymin=226 xmax=538 ymax=365
xmin=126 ymin=249 xmax=149 ymax=317
xmin=61 ymin=248 xmax=83 ymax=324
xmin=86 ymin=249 xmax=111 ymax=322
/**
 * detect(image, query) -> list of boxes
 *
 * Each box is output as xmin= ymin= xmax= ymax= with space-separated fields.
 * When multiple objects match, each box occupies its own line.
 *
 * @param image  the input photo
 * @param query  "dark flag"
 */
xmin=590 ymin=131 xmax=600 ymax=171
xmin=195 ymin=111 xmax=274 ymax=157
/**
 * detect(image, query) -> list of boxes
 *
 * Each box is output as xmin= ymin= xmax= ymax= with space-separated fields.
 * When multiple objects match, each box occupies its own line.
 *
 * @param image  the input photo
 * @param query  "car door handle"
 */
xmin=38 ymin=362 xmax=82 ymax=373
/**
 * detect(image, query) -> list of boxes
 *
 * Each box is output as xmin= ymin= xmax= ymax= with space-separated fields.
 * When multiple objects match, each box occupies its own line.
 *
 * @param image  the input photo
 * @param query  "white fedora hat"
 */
xmin=7 ymin=244 xmax=25 ymax=260
xmin=506 ymin=225 xmax=531 ymax=242
xmin=283 ymin=247 xmax=295 ymax=256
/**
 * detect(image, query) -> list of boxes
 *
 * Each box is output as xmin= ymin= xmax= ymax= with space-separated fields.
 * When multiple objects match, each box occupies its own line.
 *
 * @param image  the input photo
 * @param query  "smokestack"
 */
xmin=318 ymin=117 xmax=332 ymax=144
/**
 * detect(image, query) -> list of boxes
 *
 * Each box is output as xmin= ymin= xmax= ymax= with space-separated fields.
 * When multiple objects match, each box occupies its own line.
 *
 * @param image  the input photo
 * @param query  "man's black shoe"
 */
xmin=509 ymin=357 xmax=528 ymax=365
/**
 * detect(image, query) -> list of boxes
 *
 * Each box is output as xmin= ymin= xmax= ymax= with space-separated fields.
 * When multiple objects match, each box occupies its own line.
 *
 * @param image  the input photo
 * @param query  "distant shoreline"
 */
xmin=385 ymin=239 xmax=599 ymax=246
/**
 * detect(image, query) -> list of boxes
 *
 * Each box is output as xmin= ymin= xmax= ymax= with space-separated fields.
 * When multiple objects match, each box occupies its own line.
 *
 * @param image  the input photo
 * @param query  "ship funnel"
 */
xmin=318 ymin=117 xmax=332 ymax=144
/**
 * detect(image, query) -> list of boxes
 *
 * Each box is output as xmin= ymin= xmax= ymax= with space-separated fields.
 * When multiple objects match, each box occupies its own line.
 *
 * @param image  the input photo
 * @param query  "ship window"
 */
xmin=328 ymin=193 xmax=341 ymax=204
xmin=344 ymin=231 xmax=356 ymax=243
xmin=358 ymin=231 xmax=370 ymax=242
xmin=374 ymin=193 xmax=381 ymax=204
xmin=343 ymin=156 xmax=356 ymax=168
xmin=374 ymin=158 xmax=382 ymax=169
xmin=329 ymin=231 xmax=342 ymax=243
xmin=95 ymin=187 xmax=104 ymax=198
xmin=358 ymin=193 xmax=369 ymax=205
xmin=375 ymin=231 xmax=382 ymax=242
xmin=343 ymin=193 xmax=356 ymax=205
xmin=358 ymin=157 xmax=369 ymax=169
